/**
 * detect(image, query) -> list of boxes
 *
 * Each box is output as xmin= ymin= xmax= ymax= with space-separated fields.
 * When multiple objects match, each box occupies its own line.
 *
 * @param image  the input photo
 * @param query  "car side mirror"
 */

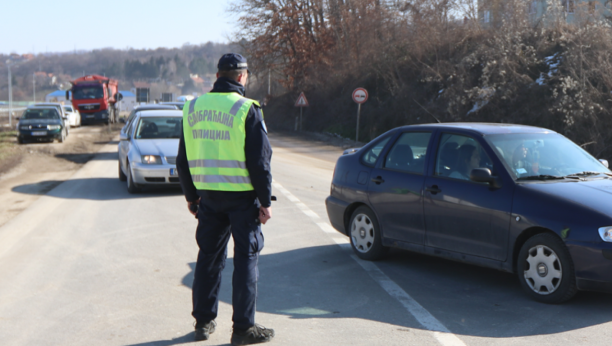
xmin=65 ymin=91 xmax=70 ymax=100
xmin=116 ymin=93 xmax=123 ymax=101
xmin=599 ymin=159 xmax=609 ymax=168
xmin=470 ymin=168 xmax=501 ymax=188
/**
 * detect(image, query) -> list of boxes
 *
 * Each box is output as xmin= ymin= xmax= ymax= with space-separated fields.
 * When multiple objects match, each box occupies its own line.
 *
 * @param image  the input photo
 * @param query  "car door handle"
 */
xmin=371 ymin=176 xmax=385 ymax=184
xmin=426 ymin=185 xmax=441 ymax=194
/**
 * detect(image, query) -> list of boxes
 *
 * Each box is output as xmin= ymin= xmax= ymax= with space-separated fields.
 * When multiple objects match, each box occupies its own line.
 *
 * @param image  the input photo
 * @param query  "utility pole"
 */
xmin=268 ymin=68 xmax=271 ymax=95
xmin=7 ymin=62 xmax=13 ymax=127
xmin=33 ymin=73 xmax=36 ymax=102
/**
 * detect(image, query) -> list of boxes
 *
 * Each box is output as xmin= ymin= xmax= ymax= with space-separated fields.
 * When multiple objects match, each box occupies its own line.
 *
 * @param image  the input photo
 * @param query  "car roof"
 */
xmin=25 ymin=106 xmax=60 ymax=110
xmin=398 ymin=122 xmax=557 ymax=135
xmin=134 ymin=104 xmax=178 ymax=110
xmin=136 ymin=110 xmax=183 ymax=117
xmin=160 ymin=102 xmax=185 ymax=105
xmin=34 ymin=103 xmax=62 ymax=106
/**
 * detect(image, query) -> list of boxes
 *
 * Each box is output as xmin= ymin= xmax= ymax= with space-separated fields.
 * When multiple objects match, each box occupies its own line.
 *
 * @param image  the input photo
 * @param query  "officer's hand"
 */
xmin=259 ymin=206 xmax=272 ymax=225
xmin=187 ymin=198 xmax=201 ymax=217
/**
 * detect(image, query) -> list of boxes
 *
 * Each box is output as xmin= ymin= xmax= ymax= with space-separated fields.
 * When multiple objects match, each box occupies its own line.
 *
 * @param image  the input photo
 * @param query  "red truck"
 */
xmin=66 ymin=75 xmax=122 ymax=125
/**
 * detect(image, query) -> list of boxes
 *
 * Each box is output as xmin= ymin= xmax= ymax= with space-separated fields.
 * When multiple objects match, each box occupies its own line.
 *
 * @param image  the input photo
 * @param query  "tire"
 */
xmin=517 ymin=233 xmax=577 ymax=304
xmin=58 ymin=129 xmax=66 ymax=143
xmin=349 ymin=206 xmax=388 ymax=261
xmin=118 ymin=161 xmax=127 ymax=181
xmin=126 ymin=162 xmax=140 ymax=193
xmin=17 ymin=137 xmax=23 ymax=144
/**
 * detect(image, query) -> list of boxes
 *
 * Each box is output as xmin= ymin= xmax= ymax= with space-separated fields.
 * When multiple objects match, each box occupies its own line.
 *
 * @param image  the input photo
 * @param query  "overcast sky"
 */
xmin=0 ymin=0 xmax=236 ymax=54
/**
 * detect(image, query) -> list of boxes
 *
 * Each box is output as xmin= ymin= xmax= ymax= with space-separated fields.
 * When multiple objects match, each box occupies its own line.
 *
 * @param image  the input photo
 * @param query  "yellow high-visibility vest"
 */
xmin=183 ymin=93 xmax=259 ymax=191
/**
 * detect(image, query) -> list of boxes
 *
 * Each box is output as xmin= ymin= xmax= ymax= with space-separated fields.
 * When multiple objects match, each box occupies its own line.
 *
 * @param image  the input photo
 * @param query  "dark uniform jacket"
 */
xmin=176 ymin=77 xmax=273 ymax=207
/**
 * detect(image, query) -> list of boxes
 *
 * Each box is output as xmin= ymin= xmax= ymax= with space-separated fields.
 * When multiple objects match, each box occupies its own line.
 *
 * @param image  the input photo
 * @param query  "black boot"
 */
xmin=231 ymin=324 xmax=275 ymax=345
xmin=194 ymin=320 xmax=216 ymax=341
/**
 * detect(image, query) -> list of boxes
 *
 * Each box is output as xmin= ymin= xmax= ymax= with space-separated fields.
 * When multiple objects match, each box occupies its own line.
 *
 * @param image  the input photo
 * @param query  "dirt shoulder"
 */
xmin=0 ymin=124 xmax=121 ymax=228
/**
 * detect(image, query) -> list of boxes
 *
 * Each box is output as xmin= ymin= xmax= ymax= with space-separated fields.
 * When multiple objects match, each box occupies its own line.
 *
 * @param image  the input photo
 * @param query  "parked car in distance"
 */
xmin=17 ymin=106 xmax=69 ymax=144
xmin=326 ymin=123 xmax=612 ymax=304
xmin=118 ymin=110 xmax=183 ymax=193
xmin=62 ymin=105 xmax=81 ymax=127
xmin=160 ymin=101 xmax=185 ymax=110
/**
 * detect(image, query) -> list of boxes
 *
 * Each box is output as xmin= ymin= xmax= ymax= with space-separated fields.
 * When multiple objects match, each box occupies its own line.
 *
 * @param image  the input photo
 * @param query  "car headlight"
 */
xmin=47 ymin=125 xmax=61 ymax=130
xmin=598 ymin=227 xmax=612 ymax=242
xmin=142 ymin=155 xmax=162 ymax=164
xmin=20 ymin=125 xmax=31 ymax=130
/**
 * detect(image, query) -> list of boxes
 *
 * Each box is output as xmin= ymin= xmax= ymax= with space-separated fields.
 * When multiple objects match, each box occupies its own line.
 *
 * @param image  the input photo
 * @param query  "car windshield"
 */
xmin=486 ymin=132 xmax=610 ymax=179
xmin=73 ymin=87 xmax=104 ymax=100
xmin=134 ymin=117 xmax=182 ymax=139
xmin=63 ymin=106 xmax=73 ymax=112
xmin=22 ymin=109 xmax=60 ymax=120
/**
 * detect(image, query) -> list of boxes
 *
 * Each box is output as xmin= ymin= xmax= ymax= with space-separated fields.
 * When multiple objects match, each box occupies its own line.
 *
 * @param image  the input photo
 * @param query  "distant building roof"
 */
xmin=120 ymin=90 xmax=135 ymax=97
xmin=46 ymin=90 xmax=70 ymax=97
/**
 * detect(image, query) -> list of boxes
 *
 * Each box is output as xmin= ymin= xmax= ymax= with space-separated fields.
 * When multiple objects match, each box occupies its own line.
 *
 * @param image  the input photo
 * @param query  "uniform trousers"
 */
xmin=191 ymin=196 xmax=264 ymax=330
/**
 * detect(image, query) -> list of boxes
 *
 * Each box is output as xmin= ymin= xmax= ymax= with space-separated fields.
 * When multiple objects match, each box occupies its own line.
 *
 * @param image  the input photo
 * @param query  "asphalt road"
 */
xmin=1 ymin=133 xmax=612 ymax=346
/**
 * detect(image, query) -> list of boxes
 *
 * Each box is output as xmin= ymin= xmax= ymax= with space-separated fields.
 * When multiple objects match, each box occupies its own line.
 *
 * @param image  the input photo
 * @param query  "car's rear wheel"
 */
xmin=349 ymin=206 xmax=388 ymax=261
xmin=126 ymin=162 xmax=140 ymax=193
xmin=118 ymin=161 xmax=127 ymax=181
xmin=517 ymin=233 xmax=577 ymax=304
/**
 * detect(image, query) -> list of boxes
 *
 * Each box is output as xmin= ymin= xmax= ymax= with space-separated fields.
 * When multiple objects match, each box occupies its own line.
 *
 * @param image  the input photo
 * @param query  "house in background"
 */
xmin=117 ymin=90 xmax=136 ymax=113
xmin=479 ymin=0 xmax=610 ymax=26
xmin=45 ymin=90 xmax=71 ymax=104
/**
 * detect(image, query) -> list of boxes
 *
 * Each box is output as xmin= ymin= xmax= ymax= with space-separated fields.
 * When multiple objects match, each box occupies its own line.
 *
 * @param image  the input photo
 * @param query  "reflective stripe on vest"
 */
xmin=183 ymin=93 xmax=259 ymax=191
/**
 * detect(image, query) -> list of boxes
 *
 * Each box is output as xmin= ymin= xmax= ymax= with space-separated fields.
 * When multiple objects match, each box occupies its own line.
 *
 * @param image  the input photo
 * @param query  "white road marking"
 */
xmin=272 ymin=180 xmax=467 ymax=346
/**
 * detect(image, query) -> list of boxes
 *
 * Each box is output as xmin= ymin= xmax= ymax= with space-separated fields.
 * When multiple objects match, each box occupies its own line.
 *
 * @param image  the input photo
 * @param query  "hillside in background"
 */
xmin=0 ymin=42 xmax=238 ymax=102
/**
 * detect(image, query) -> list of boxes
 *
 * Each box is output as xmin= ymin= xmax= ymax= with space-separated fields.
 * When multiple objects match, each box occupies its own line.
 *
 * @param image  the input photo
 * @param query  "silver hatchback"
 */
xmin=118 ymin=110 xmax=183 ymax=193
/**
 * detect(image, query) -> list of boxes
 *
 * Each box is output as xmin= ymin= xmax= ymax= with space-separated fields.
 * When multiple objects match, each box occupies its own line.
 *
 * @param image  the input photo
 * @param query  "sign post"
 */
xmin=294 ymin=92 xmax=309 ymax=131
xmin=352 ymin=88 xmax=368 ymax=142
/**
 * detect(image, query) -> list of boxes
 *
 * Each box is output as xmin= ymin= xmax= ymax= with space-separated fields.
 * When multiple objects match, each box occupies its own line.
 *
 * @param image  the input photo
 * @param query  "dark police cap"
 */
xmin=217 ymin=53 xmax=248 ymax=71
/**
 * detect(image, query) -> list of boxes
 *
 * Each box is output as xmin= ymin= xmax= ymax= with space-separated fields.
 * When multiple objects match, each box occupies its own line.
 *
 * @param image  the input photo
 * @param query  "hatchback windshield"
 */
xmin=73 ymin=87 xmax=104 ymax=100
xmin=22 ymin=109 xmax=60 ymax=120
xmin=486 ymin=132 xmax=610 ymax=179
xmin=134 ymin=117 xmax=182 ymax=139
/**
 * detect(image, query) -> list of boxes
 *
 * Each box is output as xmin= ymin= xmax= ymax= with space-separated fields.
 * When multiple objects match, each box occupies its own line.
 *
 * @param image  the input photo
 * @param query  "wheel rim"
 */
xmin=524 ymin=245 xmax=563 ymax=295
xmin=351 ymin=213 xmax=375 ymax=253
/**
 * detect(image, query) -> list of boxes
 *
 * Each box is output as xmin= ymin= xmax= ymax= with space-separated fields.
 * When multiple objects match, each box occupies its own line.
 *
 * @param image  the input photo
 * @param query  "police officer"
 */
xmin=176 ymin=53 xmax=274 ymax=345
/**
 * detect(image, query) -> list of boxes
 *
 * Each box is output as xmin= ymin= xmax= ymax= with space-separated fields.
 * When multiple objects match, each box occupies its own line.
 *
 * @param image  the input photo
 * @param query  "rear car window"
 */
xmin=362 ymin=136 xmax=391 ymax=166
xmin=384 ymin=132 xmax=432 ymax=174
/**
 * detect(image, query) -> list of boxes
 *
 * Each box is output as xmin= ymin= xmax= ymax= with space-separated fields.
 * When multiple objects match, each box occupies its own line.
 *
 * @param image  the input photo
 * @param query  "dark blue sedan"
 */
xmin=325 ymin=123 xmax=612 ymax=303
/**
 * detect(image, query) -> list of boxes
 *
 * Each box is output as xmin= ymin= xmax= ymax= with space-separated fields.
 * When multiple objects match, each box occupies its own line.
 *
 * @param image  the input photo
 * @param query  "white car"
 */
xmin=118 ymin=110 xmax=183 ymax=193
xmin=62 ymin=105 xmax=81 ymax=127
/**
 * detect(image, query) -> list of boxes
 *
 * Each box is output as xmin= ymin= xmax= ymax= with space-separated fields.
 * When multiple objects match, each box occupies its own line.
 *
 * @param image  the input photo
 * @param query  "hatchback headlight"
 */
xmin=20 ymin=125 xmax=31 ymax=130
xmin=142 ymin=155 xmax=162 ymax=164
xmin=598 ymin=227 xmax=612 ymax=242
xmin=47 ymin=125 xmax=61 ymax=130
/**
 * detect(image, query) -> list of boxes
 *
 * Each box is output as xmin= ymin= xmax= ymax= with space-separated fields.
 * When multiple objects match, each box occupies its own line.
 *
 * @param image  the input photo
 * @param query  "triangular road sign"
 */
xmin=294 ymin=92 xmax=309 ymax=107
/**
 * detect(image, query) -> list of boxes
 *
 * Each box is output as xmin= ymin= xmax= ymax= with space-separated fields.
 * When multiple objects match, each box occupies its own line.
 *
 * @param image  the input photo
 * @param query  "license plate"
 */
xmin=32 ymin=131 xmax=46 ymax=136
xmin=86 ymin=115 xmax=94 ymax=118
xmin=169 ymin=168 xmax=178 ymax=176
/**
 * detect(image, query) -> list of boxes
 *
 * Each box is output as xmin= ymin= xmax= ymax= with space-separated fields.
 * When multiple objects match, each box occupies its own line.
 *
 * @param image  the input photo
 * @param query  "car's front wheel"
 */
xmin=58 ymin=129 xmax=66 ymax=143
xmin=126 ymin=162 xmax=140 ymax=193
xmin=349 ymin=206 xmax=388 ymax=261
xmin=517 ymin=233 xmax=577 ymax=304
xmin=118 ymin=161 xmax=127 ymax=182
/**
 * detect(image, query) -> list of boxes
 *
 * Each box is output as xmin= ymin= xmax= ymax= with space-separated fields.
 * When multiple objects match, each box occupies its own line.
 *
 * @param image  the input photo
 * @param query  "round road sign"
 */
xmin=352 ymin=88 xmax=368 ymax=104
